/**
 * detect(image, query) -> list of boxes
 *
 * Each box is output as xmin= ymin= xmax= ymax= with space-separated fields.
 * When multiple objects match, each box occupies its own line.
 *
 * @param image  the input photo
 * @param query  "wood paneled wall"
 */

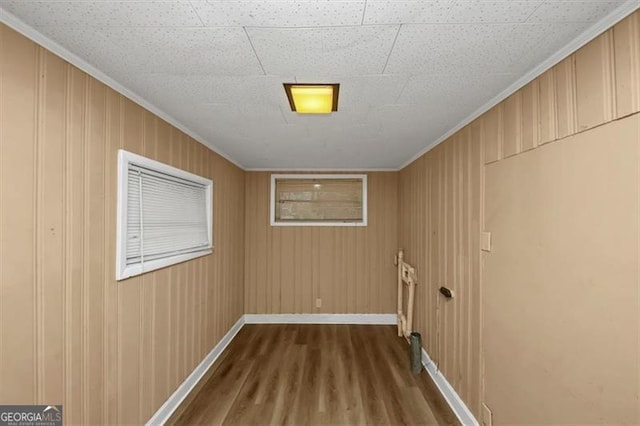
xmin=398 ymin=123 xmax=483 ymax=416
xmin=0 ymin=24 xmax=245 ymax=425
xmin=398 ymin=10 xmax=640 ymax=422
xmin=244 ymin=172 xmax=397 ymax=314
xmin=484 ymin=114 xmax=639 ymax=424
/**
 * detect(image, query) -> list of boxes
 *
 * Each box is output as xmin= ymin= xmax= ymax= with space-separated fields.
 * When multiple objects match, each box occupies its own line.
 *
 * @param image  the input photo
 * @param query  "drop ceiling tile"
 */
xmin=491 ymin=22 xmax=589 ymax=74
xmin=336 ymin=75 xmax=409 ymax=107
xmin=527 ymin=1 xmax=626 ymax=23
xmin=281 ymin=106 xmax=371 ymax=125
xmin=192 ymin=1 xmax=365 ymax=27
xmin=366 ymin=104 xmax=455 ymax=131
xmin=241 ymin=124 xmax=312 ymax=146
xmin=180 ymin=103 xmax=287 ymax=132
xmin=246 ymin=25 xmax=400 ymax=75
xmin=34 ymin=25 xmax=264 ymax=76
xmin=398 ymin=73 xmax=517 ymax=120
xmin=246 ymin=130 xmax=398 ymax=169
xmin=384 ymin=22 xmax=590 ymax=75
xmin=9 ymin=0 xmax=193 ymax=2
xmin=35 ymin=25 xmax=136 ymax=77
xmin=310 ymin=122 xmax=385 ymax=141
xmin=456 ymin=0 xmax=542 ymax=2
xmin=364 ymin=1 xmax=541 ymax=24
xmin=100 ymin=27 xmax=264 ymax=75
xmin=515 ymin=21 xmax=590 ymax=65
xmin=363 ymin=1 xmax=456 ymax=24
xmin=1 ymin=1 xmax=202 ymax=27
xmin=384 ymin=24 xmax=514 ymax=74
xmin=121 ymin=74 xmax=292 ymax=107
xmin=399 ymin=73 xmax=513 ymax=101
xmin=195 ymin=118 xmax=313 ymax=167
xmin=100 ymin=2 xmax=202 ymax=26
xmin=364 ymin=104 xmax=458 ymax=156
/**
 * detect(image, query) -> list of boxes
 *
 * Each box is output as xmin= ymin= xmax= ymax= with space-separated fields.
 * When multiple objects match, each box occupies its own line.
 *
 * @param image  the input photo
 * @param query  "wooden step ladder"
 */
xmin=395 ymin=249 xmax=417 ymax=342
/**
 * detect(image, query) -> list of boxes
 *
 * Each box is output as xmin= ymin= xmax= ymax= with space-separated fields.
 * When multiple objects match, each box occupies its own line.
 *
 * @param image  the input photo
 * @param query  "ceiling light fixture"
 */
xmin=283 ymin=83 xmax=339 ymax=114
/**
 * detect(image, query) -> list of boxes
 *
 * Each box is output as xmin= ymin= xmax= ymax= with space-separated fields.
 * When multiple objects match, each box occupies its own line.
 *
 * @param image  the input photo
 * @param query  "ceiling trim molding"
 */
xmin=397 ymin=0 xmax=640 ymax=171
xmin=0 ymin=8 xmax=245 ymax=170
xmin=245 ymin=167 xmax=398 ymax=172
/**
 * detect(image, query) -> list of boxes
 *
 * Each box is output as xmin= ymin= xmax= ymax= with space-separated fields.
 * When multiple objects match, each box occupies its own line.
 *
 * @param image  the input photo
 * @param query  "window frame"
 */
xmin=116 ymin=149 xmax=213 ymax=281
xmin=270 ymin=173 xmax=368 ymax=227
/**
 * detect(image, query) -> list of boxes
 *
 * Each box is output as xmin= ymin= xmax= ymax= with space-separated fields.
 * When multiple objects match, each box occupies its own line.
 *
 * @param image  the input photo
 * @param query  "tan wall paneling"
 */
xmin=537 ymin=70 xmax=557 ymax=144
xmin=482 ymin=103 xmax=503 ymax=164
xmin=554 ymin=56 xmax=578 ymax=139
xmin=1 ymin=22 xmax=38 ymax=404
xmin=614 ymin=11 xmax=640 ymax=118
xmin=398 ymin=9 xmax=640 ymax=424
xmin=244 ymin=172 xmax=397 ymax=315
xmin=398 ymin=122 xmax=483 ymax=417
xmin=483 ymin=114 xmax=639 ymax=424
xmin=0 ymin=24 xmax=245 ymax=425
xmin=398 ymin=155 xmax=432 ymax=351
xmin=576 ymin=29 xmax=616 ymax=131
xmin=520 ymin=79 xmax=540 ymax=152
xmin=502 ymin=92 xmax=523 ymax=158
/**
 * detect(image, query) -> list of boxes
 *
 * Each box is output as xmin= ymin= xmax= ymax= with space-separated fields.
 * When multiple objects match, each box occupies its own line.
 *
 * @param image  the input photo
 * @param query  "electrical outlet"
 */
xmin=315 ymin=298 xmax=322 ymax=308
xmin=482 ymin=403 xmax=493 ymax=426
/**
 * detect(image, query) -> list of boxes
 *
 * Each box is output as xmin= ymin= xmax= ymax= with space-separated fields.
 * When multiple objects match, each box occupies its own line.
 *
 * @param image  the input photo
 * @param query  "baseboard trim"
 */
xmin=421 ymin=348 xmax=479 ymax=426
xmin=145 ymin=315 xmax=245 ymax=426
xmin=244 ymin=313 xmax=397 ymax=325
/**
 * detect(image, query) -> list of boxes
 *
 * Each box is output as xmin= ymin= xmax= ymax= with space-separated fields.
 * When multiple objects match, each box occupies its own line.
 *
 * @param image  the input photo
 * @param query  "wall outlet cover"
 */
xmin=481 ymin=231 xmax=492 ymax=252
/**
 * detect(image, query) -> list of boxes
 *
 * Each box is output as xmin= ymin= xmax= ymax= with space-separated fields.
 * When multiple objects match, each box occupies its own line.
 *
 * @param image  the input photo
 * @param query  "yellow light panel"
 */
xmin=289 ymin=85 xmax=335 ymax=114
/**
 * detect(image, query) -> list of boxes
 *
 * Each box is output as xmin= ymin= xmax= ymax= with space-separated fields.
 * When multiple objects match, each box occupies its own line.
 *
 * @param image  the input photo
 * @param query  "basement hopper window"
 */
xmin=116 ymin=149 xmax=213 ymax=280
xmin=270 ymin=174 xmax=367 ymax=226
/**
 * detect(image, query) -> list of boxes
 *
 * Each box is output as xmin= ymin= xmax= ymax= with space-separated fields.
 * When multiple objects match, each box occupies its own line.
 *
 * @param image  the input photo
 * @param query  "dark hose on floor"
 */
xmin=410 ymin=332 xmax=422 ymax=375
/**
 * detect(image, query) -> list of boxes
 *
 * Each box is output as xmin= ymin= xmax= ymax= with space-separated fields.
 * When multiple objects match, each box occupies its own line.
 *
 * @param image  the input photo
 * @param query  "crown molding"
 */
xmin=244 ymin=167 xmax=397 ymax=172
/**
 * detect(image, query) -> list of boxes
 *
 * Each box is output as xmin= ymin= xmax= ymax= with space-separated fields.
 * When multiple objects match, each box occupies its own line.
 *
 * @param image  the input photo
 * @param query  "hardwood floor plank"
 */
xmin=269 ymin=345 xmax=307 ymax=425
xmin=335 ymin=326 xmax=366 ymax=425
xmin=168 ymin=327 xmax=262 ymax=425
xmin=349 ymin=325 xmax=393 ymax=425
xmin=363 ymin=327 xmax=414 ymax=425
xmin=170 ymin=325 xmax=460 ymax=426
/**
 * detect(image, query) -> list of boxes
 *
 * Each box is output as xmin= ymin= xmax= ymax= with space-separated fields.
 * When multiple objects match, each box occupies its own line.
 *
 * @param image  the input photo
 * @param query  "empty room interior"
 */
xmin=1 ymin=1 xmax=639 ymax=425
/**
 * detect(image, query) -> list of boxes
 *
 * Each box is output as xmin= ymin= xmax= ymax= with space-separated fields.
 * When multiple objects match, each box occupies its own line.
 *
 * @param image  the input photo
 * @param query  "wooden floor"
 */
xmin=169 ymin=324 xmax=459 ymax=425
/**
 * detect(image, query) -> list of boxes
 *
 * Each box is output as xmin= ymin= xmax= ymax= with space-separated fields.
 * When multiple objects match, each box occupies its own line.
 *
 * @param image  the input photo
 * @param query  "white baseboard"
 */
xmin=145 ymin=315 xmax=245 ymax=426
xmin=244 ymin=313 xmax=397 ymax=325
xmin=421 ymin=348 xmax=479 ymax=426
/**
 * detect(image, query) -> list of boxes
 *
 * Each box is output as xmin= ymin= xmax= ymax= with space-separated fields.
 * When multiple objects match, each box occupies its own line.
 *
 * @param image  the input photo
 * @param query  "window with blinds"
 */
xmin=116 ymin=150 xmax=213 ymax=280
xmin=270 ymin=174 xmax=367 ymax=226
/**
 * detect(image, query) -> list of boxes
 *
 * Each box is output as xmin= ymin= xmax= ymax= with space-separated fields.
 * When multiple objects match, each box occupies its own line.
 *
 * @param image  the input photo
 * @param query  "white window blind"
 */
xmin=116 ymin=150 xmax=213 ymax=280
